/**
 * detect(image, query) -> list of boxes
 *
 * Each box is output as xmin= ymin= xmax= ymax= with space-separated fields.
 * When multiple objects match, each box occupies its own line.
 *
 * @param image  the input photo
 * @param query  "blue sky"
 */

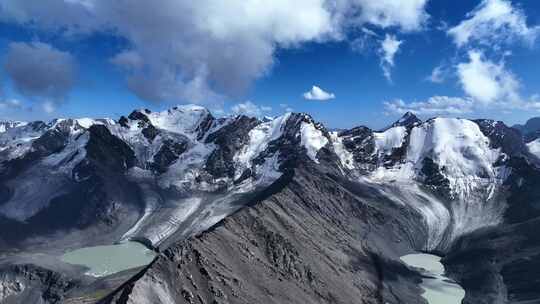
xmin=0 ymin=0 xmax=539 ymax=129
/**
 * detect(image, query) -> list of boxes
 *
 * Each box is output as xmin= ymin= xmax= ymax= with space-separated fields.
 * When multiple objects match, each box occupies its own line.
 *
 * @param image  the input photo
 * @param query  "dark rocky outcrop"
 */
xmin=83 ymin=125 xmax=136 ymax=173
xmin=204 ymin=116 xmax=259 ymax=178
xmin=338 ymin=126 xmax=377 ymax=166
xmin=389 ymin=112 xmax=422 ymax=129
xmin=150 ymin=139 xmax=189 ymax=174
xmin=475 ymin=119 xmax=527 ymax=157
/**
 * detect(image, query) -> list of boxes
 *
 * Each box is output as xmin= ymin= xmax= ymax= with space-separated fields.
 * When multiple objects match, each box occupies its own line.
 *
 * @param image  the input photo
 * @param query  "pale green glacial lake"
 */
xmin=61 ymin=241 xmax=156 ymax=277
xmin=400 ymin=253 xmax=465 ymax=304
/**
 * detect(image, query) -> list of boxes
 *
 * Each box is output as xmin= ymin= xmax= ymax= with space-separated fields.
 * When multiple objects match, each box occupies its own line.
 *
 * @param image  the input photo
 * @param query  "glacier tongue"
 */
xmin=367 ymin=180 xmax=450 ymax=251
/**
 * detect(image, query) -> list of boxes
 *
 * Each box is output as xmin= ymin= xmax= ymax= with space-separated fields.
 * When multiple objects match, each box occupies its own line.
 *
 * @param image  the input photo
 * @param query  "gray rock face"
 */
xmin=338 ymin=126 xmax=377 ymax=167
xmin=204 ymin=115 xmax=259 ymax=179
xmin=0 ymin=264 xmax=79 ymax=304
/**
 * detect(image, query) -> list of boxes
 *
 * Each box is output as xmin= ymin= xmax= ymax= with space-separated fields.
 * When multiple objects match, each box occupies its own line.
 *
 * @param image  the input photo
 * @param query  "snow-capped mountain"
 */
xmin=0 ymin=105 xmax=331 ymax=249
xmin=331 ymin=116 xmax=533 ymax=251
xmin=0 ymin=106 xmax=535 ymax=249
xmin=0 ymin=121 xmax=27 ymax=133
xmin=2 ymin=106 xmax=540 ymax=304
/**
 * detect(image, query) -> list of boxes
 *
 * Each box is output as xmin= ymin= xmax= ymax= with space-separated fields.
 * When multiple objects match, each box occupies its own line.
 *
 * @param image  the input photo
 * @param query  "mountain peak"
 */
xmin=389 ymin=111 xmax=421 ymax=129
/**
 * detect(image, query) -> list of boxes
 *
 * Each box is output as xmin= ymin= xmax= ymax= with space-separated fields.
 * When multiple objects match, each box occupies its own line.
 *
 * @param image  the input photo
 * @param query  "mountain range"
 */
xmin=1 ymin=105 xmax=540 ymax=304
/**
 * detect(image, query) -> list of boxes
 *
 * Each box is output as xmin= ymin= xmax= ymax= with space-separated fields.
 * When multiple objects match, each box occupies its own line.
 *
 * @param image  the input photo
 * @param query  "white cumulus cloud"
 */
xmin=448 ymin=0 xmax=540 ymax=48
xmin=303 ymin=85 xmax=336 ymax=101
xmin=457 ymin=50 xmax=520 ymax=104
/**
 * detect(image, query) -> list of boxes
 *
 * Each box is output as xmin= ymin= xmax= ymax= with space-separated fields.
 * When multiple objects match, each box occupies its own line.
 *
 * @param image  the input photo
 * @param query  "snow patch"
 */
xmin=527 ymin=139 xmax=540 ymax=158
xmin=234 ymin=113 xmax=290 ymax=178
xmin=0 ymin=124 xmax=45 ymax=161
xmin=371 ymin=118 xmax=504 ymax=197
xmin=373 ymin=126 xmax=407 ymax=155
xmin=75 ymin=118 xmax=97 ymax=128
xmin=146 ymin=105 xmax=210 ymax=138
xmin=300 ymin=122 xmax=328 ymax=163
xmin=330 ymin=131 xmax=355 ymax=170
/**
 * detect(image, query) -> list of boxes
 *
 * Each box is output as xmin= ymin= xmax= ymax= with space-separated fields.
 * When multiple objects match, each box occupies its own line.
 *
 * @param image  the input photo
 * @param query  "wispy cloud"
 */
xmin=231 ymin=101 xmax=272 ymax=117
xmin=384 ymin=96 xmax=475 ymax=116
xmin=379 ymin=34 xmax=403 ymax=82
xmin=427 ymin=64 xmax=448 ymax=83
xmin=0 ymin=98 xmax=23 ymax=110
xmin=279 ymin=103 xmax=294 ymax=112
xmin=457 ymin=50 xmax=520 ymax=104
